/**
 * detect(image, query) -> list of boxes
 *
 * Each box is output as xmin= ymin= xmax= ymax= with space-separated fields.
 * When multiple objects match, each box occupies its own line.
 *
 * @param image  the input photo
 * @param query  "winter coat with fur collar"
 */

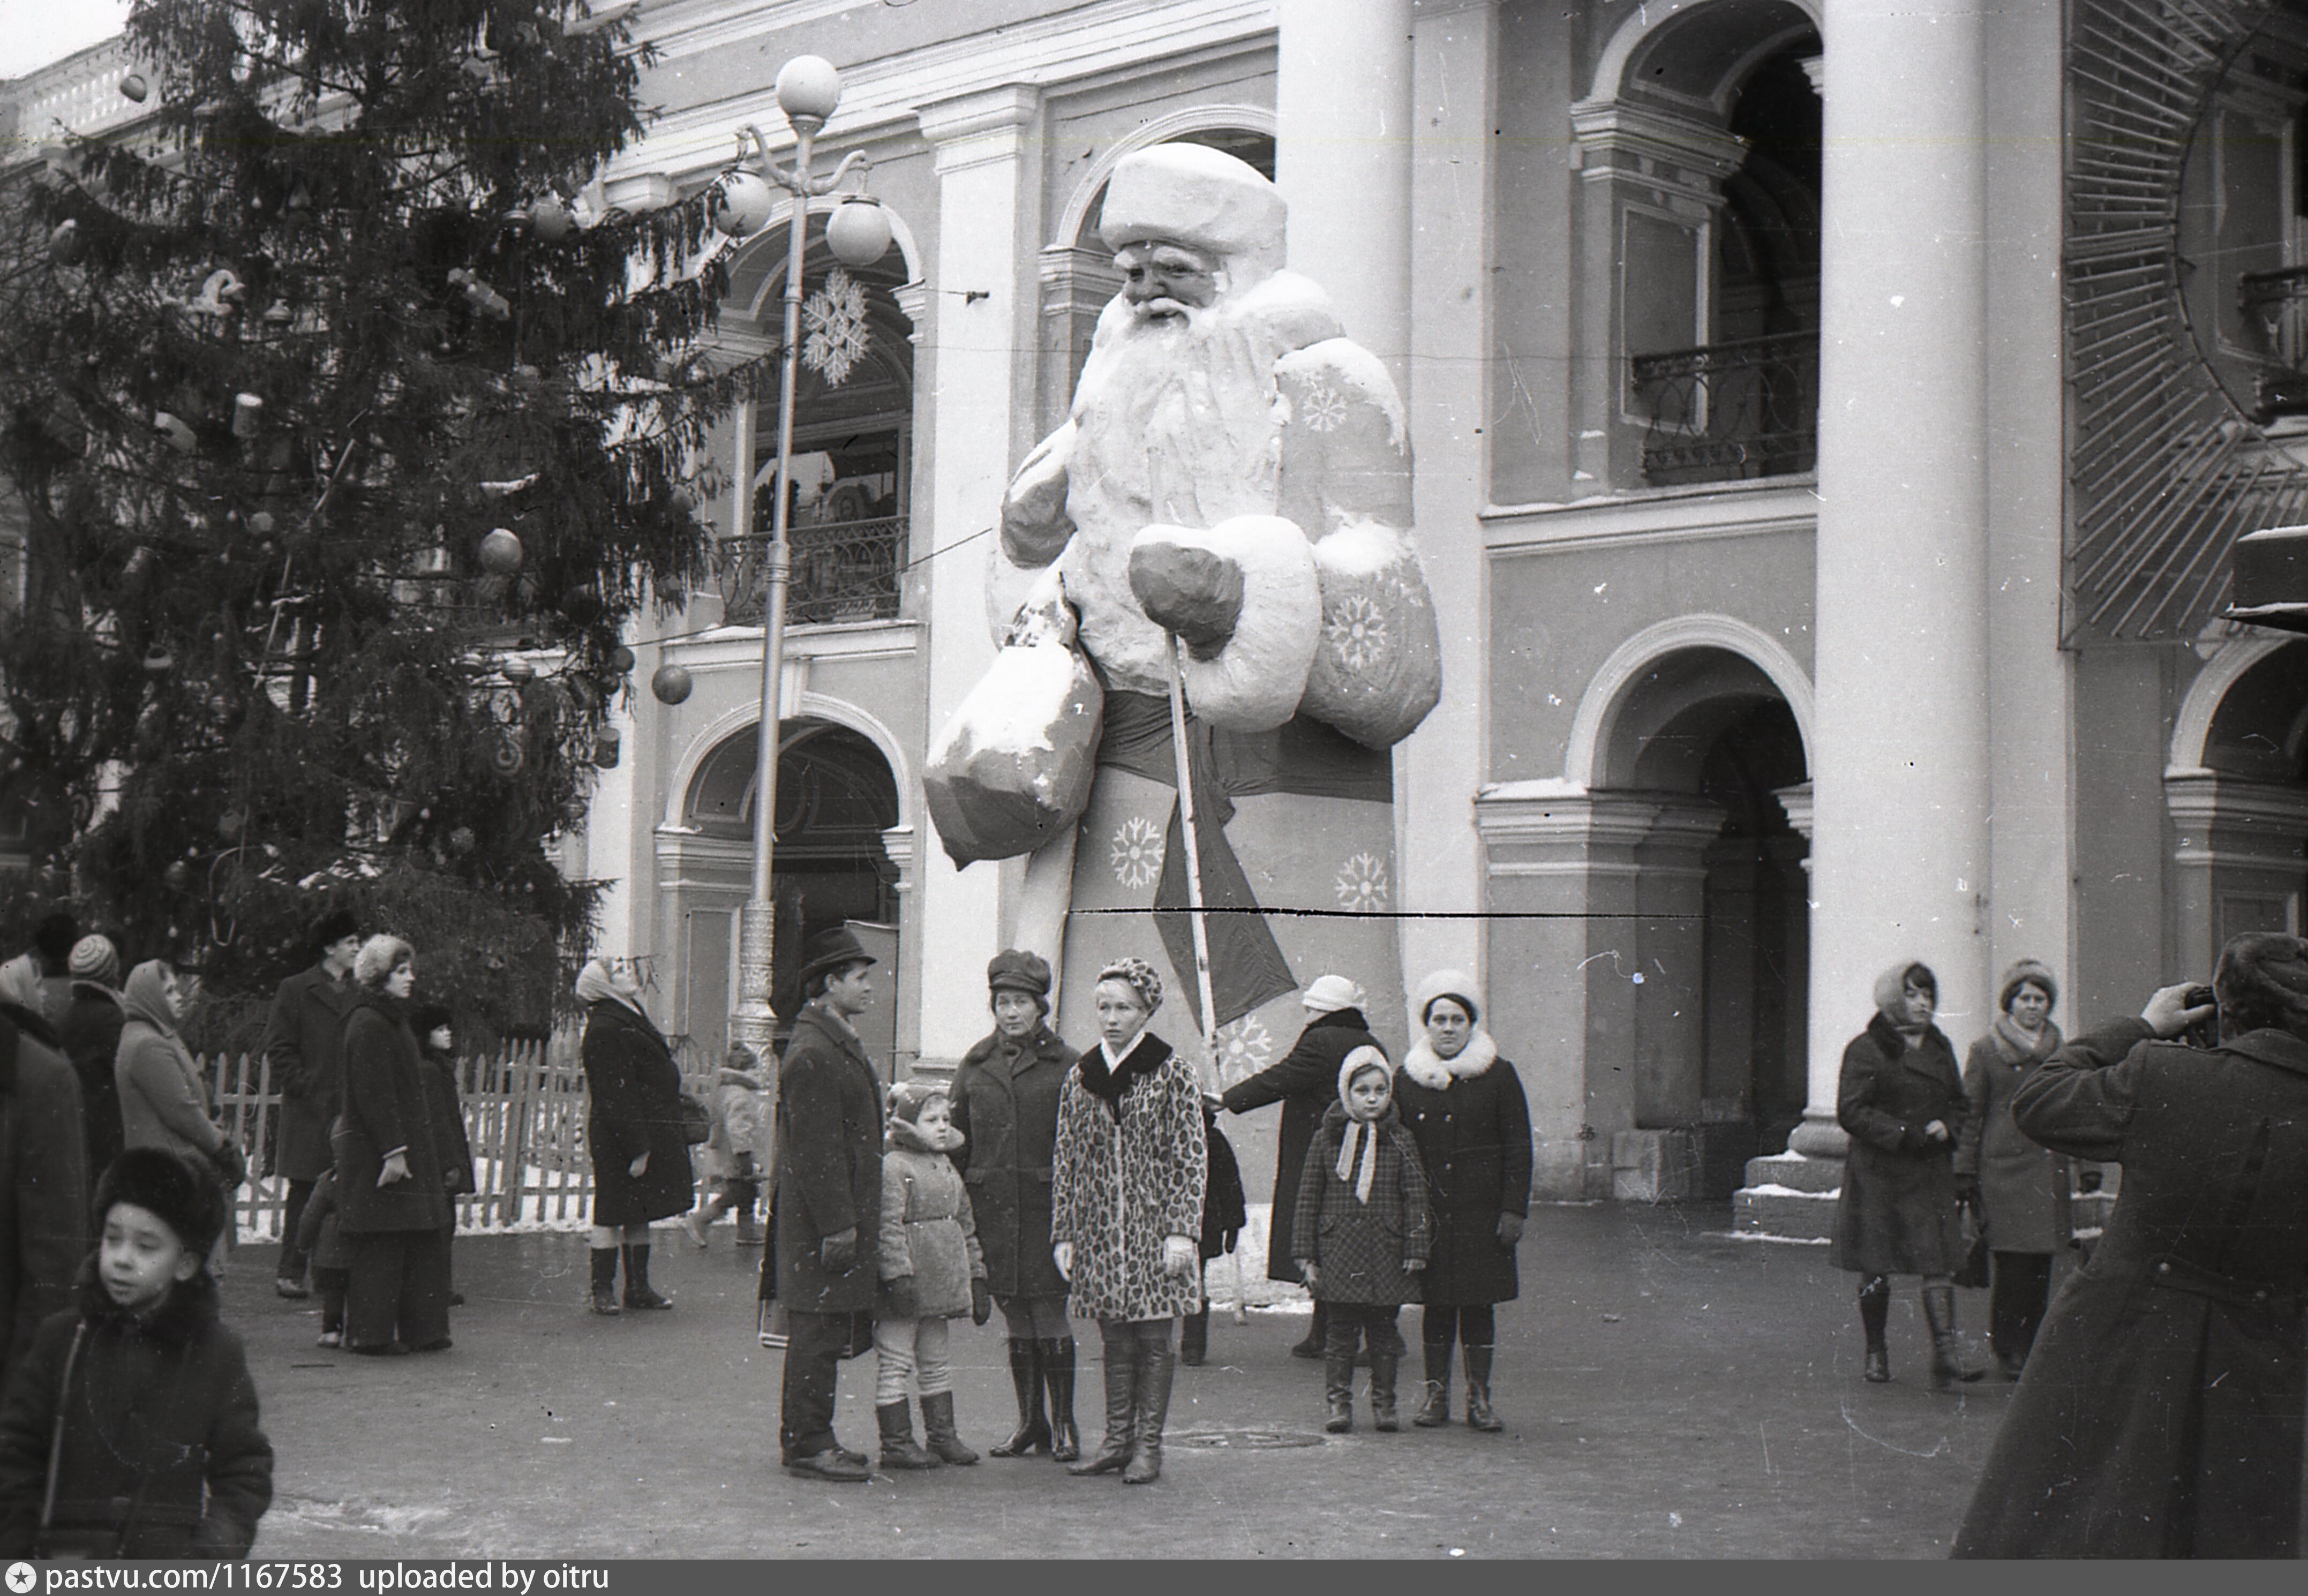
xmin=1393 ymin=1031 xmax=1531 ymax=1306
xmin=876 ymin=1120 xmax=985 ymax=1320
xmin=1829 ymin=1011 xmax=1967 ymax=1278
xmin=0 ymin=1263 xmax=272 ymax=1558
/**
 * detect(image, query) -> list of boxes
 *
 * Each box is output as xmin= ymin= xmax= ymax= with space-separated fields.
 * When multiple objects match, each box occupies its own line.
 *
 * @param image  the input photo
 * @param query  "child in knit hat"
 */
xmin=1290 ymin=1047 xmax=1430 ymax=1434
xmin=872 ymin=1081 xmax=989 ymax=1471
xmin=683 ymin=1044 xmax=768 ymax=1249
xmin=0 ymin=1148 xmax=273 ymax=1556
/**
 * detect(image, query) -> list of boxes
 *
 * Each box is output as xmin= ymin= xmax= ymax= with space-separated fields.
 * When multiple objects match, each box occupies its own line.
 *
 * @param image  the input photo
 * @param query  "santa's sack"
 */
xmin=1301 ymin=517 xmax=1442 ymax=750
xmin=926 ymin=578 xmax=1105 ymax=867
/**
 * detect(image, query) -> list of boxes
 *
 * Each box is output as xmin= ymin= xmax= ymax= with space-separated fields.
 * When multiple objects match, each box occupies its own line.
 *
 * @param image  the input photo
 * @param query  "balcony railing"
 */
xmin=1629 ymin=332 xmax=1818 ymax=487
xmin=717 ymin=516 xmax=906 ymax=627
xmin=2236 ymin=266 xmax=2308 ymax=424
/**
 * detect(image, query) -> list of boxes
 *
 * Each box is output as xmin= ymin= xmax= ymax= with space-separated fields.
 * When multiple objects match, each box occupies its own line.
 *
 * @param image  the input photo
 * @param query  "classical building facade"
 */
xmin=19 ymin=0 xmax=2308 ymax=1228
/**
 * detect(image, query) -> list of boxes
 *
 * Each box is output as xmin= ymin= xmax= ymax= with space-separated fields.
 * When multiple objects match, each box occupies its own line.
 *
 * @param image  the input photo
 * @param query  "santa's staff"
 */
xmin=1162 ymin=633 xmax=1221 ymax=1072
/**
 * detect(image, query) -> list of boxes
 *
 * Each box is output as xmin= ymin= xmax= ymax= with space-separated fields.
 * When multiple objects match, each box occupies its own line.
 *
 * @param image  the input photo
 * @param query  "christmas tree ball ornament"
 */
xmin=48 ymin=219 xmax=83 ymax=266
xmin=488 ymin=731 xmax=525 ymax=776
xmin=610 ymin=645 xmax=636 ymax=673
xmin=154 ymin=412 xmax=196 ymax=454
xmin=712 ymin=170 xmax=775 ymax=239
xmin=826 ymin=196 xmax=892 ymax=267
xmin=500 ymin=654 xmax=536 ymax=686
xmin=248 ymin=511 xmax=275 ymax=535
xmin=218 ymin=809 xmax=244 ymax=838
xmin=119 ymin=73 xmax=147 ymax=103
xmin=232 ymin=393 xmax=264 ymax=439
xmin=593 ymin=725 xmax=622 ymax=769
xmin=449 ymin=825 xmax=477 ymax=855
xmin=142 ymin=645 xmax=175 ymax=673
xmin=775 ymin=54 xmax=842 ymax=122
xmin=478 ymin=527 xmax=523 ymax=574
xmin=650 ymin=663 xmax=693 ymax=705
xmin=529 ymin=195 xmax=573 ymax=243
xmin=163 ymin=860 xmax=192 ymax=892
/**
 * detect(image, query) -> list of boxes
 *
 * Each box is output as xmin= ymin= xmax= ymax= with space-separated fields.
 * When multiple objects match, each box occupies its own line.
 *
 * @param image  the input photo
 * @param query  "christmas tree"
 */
xmin=0 ymin=0 xmax=755 ymax=1040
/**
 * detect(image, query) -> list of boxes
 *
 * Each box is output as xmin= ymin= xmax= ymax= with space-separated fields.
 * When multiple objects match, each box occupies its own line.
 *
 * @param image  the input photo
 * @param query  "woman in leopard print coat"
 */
xmin=1050 ymin=958 xmax=1206 ymax=1486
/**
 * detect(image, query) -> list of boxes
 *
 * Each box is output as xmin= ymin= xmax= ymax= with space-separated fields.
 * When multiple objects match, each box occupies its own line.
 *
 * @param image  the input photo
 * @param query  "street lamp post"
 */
xmin=719 ymin=56 xmax=892 ymax=1059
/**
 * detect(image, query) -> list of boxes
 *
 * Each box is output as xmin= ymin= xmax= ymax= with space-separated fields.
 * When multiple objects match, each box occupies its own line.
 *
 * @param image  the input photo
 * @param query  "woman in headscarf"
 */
xmin=950 ymin=950 xmax=1080 ymax=1461
xmin=575 ymin=958 xmax=697 ymax=1315
xmin=1831 ymin=959 xmax=1979 ymax=1389
xmin=1953 ymin=959 xmax=2072 ymax=1380
xmin=1393 ymin=969 xmax=1532 ymax=1433
xmin=113 ymin=959 xmax=244 ymax=1278
xmin=335 ymin=936 xmax=451 ymax=1354
xmin=1049 ymin=957 xmax=1205 ymax=1486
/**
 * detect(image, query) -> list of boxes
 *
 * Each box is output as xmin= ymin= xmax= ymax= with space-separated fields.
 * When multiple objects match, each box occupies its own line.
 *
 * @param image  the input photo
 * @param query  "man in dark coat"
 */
xmin=1218 ymin=974 xmax=1380 ymax=1357
xmin=57 ymin=936 xmax=126 ymax=1185
xmin=1954 ymin=936 xmax=2308 ymax=1559
xmin=261 ymin=908 xmax=360 ymax=1299
xmin=776 ymin=927 xmax=885 ymax=1483
xmin=0 ymin=1006 xmax=87 ymax=1380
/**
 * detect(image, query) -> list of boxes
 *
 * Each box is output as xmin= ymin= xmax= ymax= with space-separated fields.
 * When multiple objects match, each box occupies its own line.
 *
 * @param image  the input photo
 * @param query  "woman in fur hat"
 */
xmin=1050 ymin=957 xmax=1205 ymax=1485
xmin=335 ymin=937 xmax=451 ymax=1354
xmin=1953 ymin=959 xmax=2072 ymax=1379
xmin=1394 ymin=970 xmax=1531 ymax=1433
xmin=1831 ymin=960 xmax=1979 ymax=1389
xmin=950 ymin=949 xmax=1080 ymax=1461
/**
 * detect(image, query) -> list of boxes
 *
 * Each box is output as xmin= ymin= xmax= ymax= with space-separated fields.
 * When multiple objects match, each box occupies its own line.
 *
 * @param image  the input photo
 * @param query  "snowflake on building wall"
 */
xmin=1335 ymin=851 xmax=1389 ymax=913
xmin=1298 ymin=381 xmax=1348 ymax=432
xmin=1111 ymin=814 xmax=1166 ymax=890
xmin=1327 ymin=593 xmax=1388 ymax=671
xmin=801 ymin=267 xmax=871 ymax=387
xmin=1214 ymin=1011 xmax=1275 ymax=1088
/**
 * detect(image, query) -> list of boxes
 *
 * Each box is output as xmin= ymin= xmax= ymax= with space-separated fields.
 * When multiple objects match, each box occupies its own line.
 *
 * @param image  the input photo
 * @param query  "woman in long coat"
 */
xmin=1050 ymin=958 xmax=1205 ymax=1486
xmin=1954 ymin=940 xmax=2308 ymax=1559
xmin=575 ymin=960 xmax=695 ymax=1315
xmin=1394 ymin=969 xmax=1532 ymax=1433
xmin=1832 ymin=960 xmax=1977 ymax=1389
xmin=112 ymin=960 xmax=240 ymax=1279
xmin=1217 ymin=973 xmax=1380 ymax=1358
xmin=335 ymin=937 xmax=450 ymax=1354
xmin=1953 ymin=959 xmax=2071 ymax=1379
xmin=949 ymin=949 xmax=1080 ymax=1461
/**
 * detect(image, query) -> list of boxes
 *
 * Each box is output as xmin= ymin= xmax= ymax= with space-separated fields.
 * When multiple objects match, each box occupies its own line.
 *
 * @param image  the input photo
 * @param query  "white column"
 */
xmin=1803 ymin=2 xmax=1991 ymax=1156
xmin=913 ymin=86 xmax=1044 ymax=1063
xmin=1275 ymin=0 xmax=1414 ymax=386
xmin=1398 ymin=0 xmax=1496 ymax=999
xmin=1984 ymin=0 xmax=2073 ymax=1002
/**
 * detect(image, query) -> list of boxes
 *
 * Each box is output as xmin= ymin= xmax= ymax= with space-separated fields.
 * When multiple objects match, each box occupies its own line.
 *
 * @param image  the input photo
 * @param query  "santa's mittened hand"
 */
xmin=1129 ymin=539 xmax=1244 ymax=659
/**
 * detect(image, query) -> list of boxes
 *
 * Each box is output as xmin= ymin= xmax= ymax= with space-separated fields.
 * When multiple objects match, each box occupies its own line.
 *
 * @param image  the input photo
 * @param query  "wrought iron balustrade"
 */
xmin=2236 ymin=266 xmax=2308 ymax=423
xmin=717 ymin=515 xmax=906 ymax=626
xmin=1629 ymin=332 xmax=1818 ymax=487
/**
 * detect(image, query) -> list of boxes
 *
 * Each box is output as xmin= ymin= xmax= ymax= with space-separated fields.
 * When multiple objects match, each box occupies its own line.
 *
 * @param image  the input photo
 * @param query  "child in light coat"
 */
xmin=1292 ymin=1046 xmax=1431 ymax=1434
xmin=683 ymin=1045 xmax=767 ymax=1249
xmin=874 ymin=1081 xmax=989 ymax=1471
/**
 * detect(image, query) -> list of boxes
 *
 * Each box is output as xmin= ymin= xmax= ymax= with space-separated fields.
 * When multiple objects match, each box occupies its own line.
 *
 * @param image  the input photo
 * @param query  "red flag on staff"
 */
xmin=1152 ymin=738 xmax=1296 ymax=1035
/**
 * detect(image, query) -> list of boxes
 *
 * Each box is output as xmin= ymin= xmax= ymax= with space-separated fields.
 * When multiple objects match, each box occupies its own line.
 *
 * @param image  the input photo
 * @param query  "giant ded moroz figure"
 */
xmin=928 ymin=144 xmax=1440 ymax=1062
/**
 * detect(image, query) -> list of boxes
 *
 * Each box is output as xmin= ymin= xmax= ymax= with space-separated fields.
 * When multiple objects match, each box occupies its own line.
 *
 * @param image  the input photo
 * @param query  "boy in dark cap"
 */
xmin=0 ymin=1148 xmax=273 ymax=1556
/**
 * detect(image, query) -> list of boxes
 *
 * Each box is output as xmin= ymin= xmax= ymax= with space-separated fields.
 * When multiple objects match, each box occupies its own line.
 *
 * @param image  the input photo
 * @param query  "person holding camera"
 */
xmin=1953 ymin=933 xmax=2308 ymax=1559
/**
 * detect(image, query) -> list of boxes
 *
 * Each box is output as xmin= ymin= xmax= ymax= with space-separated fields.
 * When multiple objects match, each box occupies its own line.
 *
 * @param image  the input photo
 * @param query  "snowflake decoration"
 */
xmin=1214 ymin=1012 xmax=1275 ymax=1088
xmin=1327 ymin=593 xmax=1388 ymax=672
xmin=1110 ymin=814 xmax=1166 ymax=890
xmin=1298 ymin=381 xmax=1348 ymax=432
xmin=1335 ymin=851 xmax=1389 ymax=913
xmin=801 ymin=267 xmax=871 ymax=387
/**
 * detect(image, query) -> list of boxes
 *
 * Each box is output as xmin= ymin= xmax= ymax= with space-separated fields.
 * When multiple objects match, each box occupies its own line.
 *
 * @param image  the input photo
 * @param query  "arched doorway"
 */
xmin=2168 ymin=639 xmax=2308 ymax=973
xmin=677 ymin=716 xmax=901 ymax=1062
xmin=1596 ymin=645 xmax=1811 ymax=1193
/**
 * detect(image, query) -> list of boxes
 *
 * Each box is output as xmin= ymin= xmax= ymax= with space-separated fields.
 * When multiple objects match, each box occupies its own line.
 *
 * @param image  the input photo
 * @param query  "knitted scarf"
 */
xmin=1991 ymin=1014 xmax=2061 ymax=1066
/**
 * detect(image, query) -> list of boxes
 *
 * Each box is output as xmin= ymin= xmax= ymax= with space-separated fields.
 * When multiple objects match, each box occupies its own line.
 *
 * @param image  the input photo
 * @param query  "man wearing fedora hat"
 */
xmin=776 ymin=926 xmax=886 ymax=1482
xmin=262 ymin=907 xmax=361 ymax=1300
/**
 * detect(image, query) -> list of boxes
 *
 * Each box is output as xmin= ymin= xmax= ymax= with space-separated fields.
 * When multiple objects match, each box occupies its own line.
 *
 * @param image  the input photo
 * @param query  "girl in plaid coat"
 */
xmin=1292 ymin=1046 xmax=1430 ymax=1434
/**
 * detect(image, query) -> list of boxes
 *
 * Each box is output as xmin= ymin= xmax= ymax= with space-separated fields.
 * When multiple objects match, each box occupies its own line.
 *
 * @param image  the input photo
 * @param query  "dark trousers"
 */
xmin=1422 ymin=1303 xmax=1495 ymax=1349
xmin=780 ymin=1309 xmax=853 ymax=1461
xmin=1324 ymin=1303 xmax=1405 ymax=1358
xmin=344 ymin=1228 xmax=451 ymax=1350
xmin=279 ymin=1179 xmax=317 ymax=1279
xmin=315 ymin=1266 xmax=349 ymax=1334
xmin=1988 ymin=1251 xmax=2053 ymax=1360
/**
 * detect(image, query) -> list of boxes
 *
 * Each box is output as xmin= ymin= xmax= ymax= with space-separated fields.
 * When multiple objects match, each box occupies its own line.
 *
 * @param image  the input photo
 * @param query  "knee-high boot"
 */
xmin=1922 ymin=1283 xmax=1984 ymax=1390
xmin=1369 ymin=1334 xmax=1401 ymax=1432
xmin=1122 ymin=1321 xmax=1175 ymax=1485
xmin=1859 ymin=1275 xmax=1891 ymax=1383
xmin=1323 ymin=1328 xmax=1355 ymax=1434
xmin=990 ymin=1338 xmax=1049 ymax=1457
xmin=1179 ymin=1305 xmax=1208 ymax=1366
xmin=1043 ymin=1337 xmax=1080 ymax=1462
xmin=1069 ymin=1327 xmax=1138 ymax=1475
xmin=1291 ymin=1300 xmax=1327 ymax=1359
xmin=622 ymin=1243 xmax=671 ymax=1309
xmin=588 ymin=1247 xmax=620 ymax=1315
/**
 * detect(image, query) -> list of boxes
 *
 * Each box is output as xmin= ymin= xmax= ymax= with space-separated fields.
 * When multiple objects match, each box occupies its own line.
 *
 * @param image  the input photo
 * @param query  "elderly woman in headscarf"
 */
xmin=335 ymin=935 xmax=452 ymax=1353
xmin=1953 ymin=959 xmax=2073 ymax=1380
xmin=1393 ymin=969 xmax=1532 ymax=1433
xmin=112 ymin=960 xmax=244 ymax=1277
xmin=1831 ymin=959 xmax=1979 ymax=1389
xmin=575 ymin=958 xmax=698 ymax=1316
xmin=1049 ymin=957 xmax=1205 ymax=1486
xmin=1954 ymin=935 xmax=2308 ymax=1558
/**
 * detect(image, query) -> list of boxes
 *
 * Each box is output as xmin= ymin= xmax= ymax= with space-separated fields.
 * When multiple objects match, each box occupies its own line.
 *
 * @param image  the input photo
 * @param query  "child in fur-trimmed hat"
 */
xmin=0 ymin=1148 xmax=273 ymax=1556
xmin=870 ymin=1081 xmax=988 ymax=1472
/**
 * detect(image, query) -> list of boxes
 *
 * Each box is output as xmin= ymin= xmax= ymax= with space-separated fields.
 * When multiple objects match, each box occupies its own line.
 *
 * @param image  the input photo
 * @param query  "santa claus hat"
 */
xmin=1099 ymin=144 xmax=1287 ymax=274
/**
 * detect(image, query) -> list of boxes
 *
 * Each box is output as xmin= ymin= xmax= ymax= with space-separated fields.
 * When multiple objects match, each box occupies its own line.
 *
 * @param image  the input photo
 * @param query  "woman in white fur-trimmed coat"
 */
xmin=1393 ymin=970 xmax=1532 ymax=1434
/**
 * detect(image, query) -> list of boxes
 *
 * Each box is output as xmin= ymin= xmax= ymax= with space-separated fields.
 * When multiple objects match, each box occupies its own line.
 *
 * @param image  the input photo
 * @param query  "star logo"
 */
xmin=9 ymin=1561 xmax=37 ymax=1593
